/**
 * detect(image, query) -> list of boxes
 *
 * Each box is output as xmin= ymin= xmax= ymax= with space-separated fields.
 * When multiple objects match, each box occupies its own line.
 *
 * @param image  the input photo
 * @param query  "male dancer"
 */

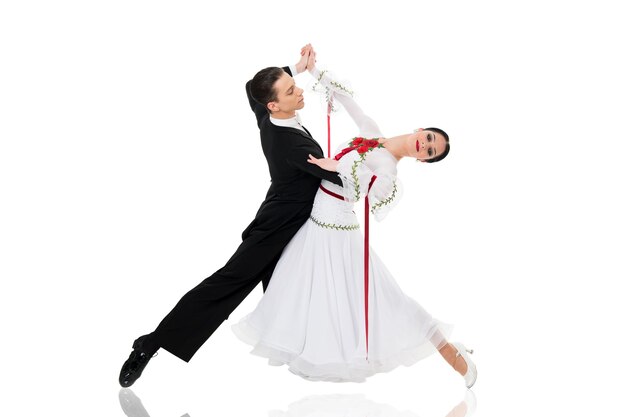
xmin=119 ymin=45 xmax=342 ymax=387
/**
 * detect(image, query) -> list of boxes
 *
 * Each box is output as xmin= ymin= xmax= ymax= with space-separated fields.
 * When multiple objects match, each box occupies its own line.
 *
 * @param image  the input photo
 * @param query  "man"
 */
xmin=119 ymin=45 xmax=342 ymax=387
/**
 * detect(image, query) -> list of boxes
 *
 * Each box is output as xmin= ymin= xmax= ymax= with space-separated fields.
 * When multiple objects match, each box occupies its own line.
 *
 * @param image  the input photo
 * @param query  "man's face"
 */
xmin=412 ymin=128 xmax=447 ymax=161
xmin=268 ymin=72 xmax=304 ymax=115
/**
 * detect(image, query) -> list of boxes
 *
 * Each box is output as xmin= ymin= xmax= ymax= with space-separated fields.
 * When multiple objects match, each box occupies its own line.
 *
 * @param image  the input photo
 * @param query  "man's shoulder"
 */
xmin=262 ymin=123 xmax=308 ymax=140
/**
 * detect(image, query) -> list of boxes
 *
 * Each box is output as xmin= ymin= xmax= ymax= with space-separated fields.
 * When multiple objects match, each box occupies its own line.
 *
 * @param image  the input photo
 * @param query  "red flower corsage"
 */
xmin=350 ymin=137 xmax=382 ymax=154
xmin=334 ymin=137 xmax=383 ymax=160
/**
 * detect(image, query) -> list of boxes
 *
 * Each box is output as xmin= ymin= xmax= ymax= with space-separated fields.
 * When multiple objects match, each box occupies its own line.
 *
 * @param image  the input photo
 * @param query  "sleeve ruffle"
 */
xmin=308 ymin=68 xmax=354 ymax=113
xmin=369 ymin=176 xmax=403 ymax=222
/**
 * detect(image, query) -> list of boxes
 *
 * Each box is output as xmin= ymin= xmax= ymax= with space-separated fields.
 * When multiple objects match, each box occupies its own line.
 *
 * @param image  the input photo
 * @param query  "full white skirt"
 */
xmin=232 ymin=190 xmax=452 ymax=382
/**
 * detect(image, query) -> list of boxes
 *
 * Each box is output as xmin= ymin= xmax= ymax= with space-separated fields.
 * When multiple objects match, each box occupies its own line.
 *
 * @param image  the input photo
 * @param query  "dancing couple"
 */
xmin=119 ymin=44 xmax=477 ymax=387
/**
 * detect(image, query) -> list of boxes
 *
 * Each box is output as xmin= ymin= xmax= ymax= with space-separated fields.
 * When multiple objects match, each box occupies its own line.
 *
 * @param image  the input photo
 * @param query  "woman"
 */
xmin=232 ymin=50 xmax=477 ymax=387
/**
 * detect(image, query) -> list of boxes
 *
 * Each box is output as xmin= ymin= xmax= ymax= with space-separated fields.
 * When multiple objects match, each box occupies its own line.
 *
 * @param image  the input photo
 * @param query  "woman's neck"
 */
xmin=381 ymin=134 xmax=412 ymax=160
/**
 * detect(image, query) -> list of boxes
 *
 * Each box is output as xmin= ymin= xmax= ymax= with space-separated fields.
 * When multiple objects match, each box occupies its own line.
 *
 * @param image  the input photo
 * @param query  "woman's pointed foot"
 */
xmin=451 ymin=342 xmax=477 ymax=388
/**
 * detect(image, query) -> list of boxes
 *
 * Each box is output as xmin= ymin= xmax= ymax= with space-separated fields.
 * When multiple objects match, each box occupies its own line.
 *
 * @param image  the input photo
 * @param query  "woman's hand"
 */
xmin=307 ymin=154 xmax=339 ymax=172
xmin=306 ymin=46 xmax=317 ymax=72
xmin=295 ymin=43 xmax=312 ymax=74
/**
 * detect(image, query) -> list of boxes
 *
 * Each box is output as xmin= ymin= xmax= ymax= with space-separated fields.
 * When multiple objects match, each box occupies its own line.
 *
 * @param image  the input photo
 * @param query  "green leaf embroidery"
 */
xmin=310 ymin=215 xmax=359 ymax=231
xmin=371 ymin=181 xmax=398 ymax=212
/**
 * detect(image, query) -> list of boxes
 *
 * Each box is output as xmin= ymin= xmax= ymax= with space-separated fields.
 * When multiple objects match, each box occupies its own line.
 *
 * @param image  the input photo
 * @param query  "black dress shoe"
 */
xmin=119 ymin=335 xmax=158 ymax=387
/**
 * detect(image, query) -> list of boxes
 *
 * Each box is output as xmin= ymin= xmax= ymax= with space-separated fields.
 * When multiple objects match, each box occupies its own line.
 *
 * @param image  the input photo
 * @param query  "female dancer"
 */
xmin=232 ymin=49 xmax=477 ymax=387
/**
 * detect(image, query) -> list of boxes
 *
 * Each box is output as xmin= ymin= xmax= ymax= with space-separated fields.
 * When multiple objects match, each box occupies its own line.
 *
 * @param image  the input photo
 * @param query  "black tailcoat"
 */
xmin=148 ymin=67 xmax=341 ymax=362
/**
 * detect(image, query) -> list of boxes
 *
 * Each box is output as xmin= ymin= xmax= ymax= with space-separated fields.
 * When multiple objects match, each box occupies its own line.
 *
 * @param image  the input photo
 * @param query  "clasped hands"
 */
xmin=295 ymin=43 xmax=317 ymax=74
xmin=297 ymin=44 xmax=338 ymax=172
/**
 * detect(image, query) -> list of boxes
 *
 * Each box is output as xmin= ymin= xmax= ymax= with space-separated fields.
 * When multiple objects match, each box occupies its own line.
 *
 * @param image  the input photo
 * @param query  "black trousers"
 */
xmin=144 ymin=220 xmax=302 ymax=362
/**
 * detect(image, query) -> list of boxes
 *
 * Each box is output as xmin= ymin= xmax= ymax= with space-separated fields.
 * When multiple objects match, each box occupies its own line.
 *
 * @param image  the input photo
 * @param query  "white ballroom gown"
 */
xmin=231 ymin=69 xmax=452 ymax=382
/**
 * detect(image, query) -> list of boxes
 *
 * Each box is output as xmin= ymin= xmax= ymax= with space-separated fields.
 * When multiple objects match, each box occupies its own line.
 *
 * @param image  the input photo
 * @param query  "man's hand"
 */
xmin=295 ymin=43 xmax=312 ymax=74
xmin=307 ymin=154 xmax=339 ymax=172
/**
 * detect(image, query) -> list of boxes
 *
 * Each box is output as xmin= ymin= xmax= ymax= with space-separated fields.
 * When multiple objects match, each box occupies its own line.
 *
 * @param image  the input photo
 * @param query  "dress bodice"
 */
xmin=311 ymin=146 xmax=401 ymax=229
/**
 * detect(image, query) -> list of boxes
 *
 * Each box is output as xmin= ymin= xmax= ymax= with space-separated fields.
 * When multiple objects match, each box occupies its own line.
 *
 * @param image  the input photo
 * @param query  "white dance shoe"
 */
xmin=452 ymin=342 xmax=477 ymax=388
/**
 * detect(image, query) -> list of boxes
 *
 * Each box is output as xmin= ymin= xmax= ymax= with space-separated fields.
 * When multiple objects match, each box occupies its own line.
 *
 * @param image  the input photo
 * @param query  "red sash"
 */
xmin=364 ymin=175 xmax=377 ymax=358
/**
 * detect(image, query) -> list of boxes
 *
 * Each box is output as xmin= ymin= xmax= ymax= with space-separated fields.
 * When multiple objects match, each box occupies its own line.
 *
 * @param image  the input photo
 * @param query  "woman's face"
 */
xmin=411 ymin=129 xmax=447 ymax=161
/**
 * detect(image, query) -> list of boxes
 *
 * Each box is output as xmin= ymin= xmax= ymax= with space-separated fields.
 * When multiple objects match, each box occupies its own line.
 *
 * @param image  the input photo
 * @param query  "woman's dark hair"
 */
xmin=250 ymin=67 xmax=285 ymax=112
xmin=423 ymin=127 xmax=450 ymax=163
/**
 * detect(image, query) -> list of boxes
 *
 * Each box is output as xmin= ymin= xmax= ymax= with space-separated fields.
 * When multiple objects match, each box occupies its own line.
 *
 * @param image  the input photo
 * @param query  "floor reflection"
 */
xmin=118 ymin=388 xmax=189 ymax=417
xmin=118 ymin=388 xmax=475 ymax=417
xmin=268 ymin=392 xmax=476 ymax=417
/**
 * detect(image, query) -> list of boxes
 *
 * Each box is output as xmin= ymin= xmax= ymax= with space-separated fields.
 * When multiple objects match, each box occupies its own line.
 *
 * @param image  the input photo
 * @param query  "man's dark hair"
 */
xmin=424 ymin=127 xmax=450 ymax=163
xmin=250 ymin=67 xmax=285 ymax=112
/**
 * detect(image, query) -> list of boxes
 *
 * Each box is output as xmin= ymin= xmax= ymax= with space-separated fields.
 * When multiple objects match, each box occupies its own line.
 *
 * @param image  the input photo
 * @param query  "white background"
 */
xmin=1 ymin=1 xmax=625 ymax=416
